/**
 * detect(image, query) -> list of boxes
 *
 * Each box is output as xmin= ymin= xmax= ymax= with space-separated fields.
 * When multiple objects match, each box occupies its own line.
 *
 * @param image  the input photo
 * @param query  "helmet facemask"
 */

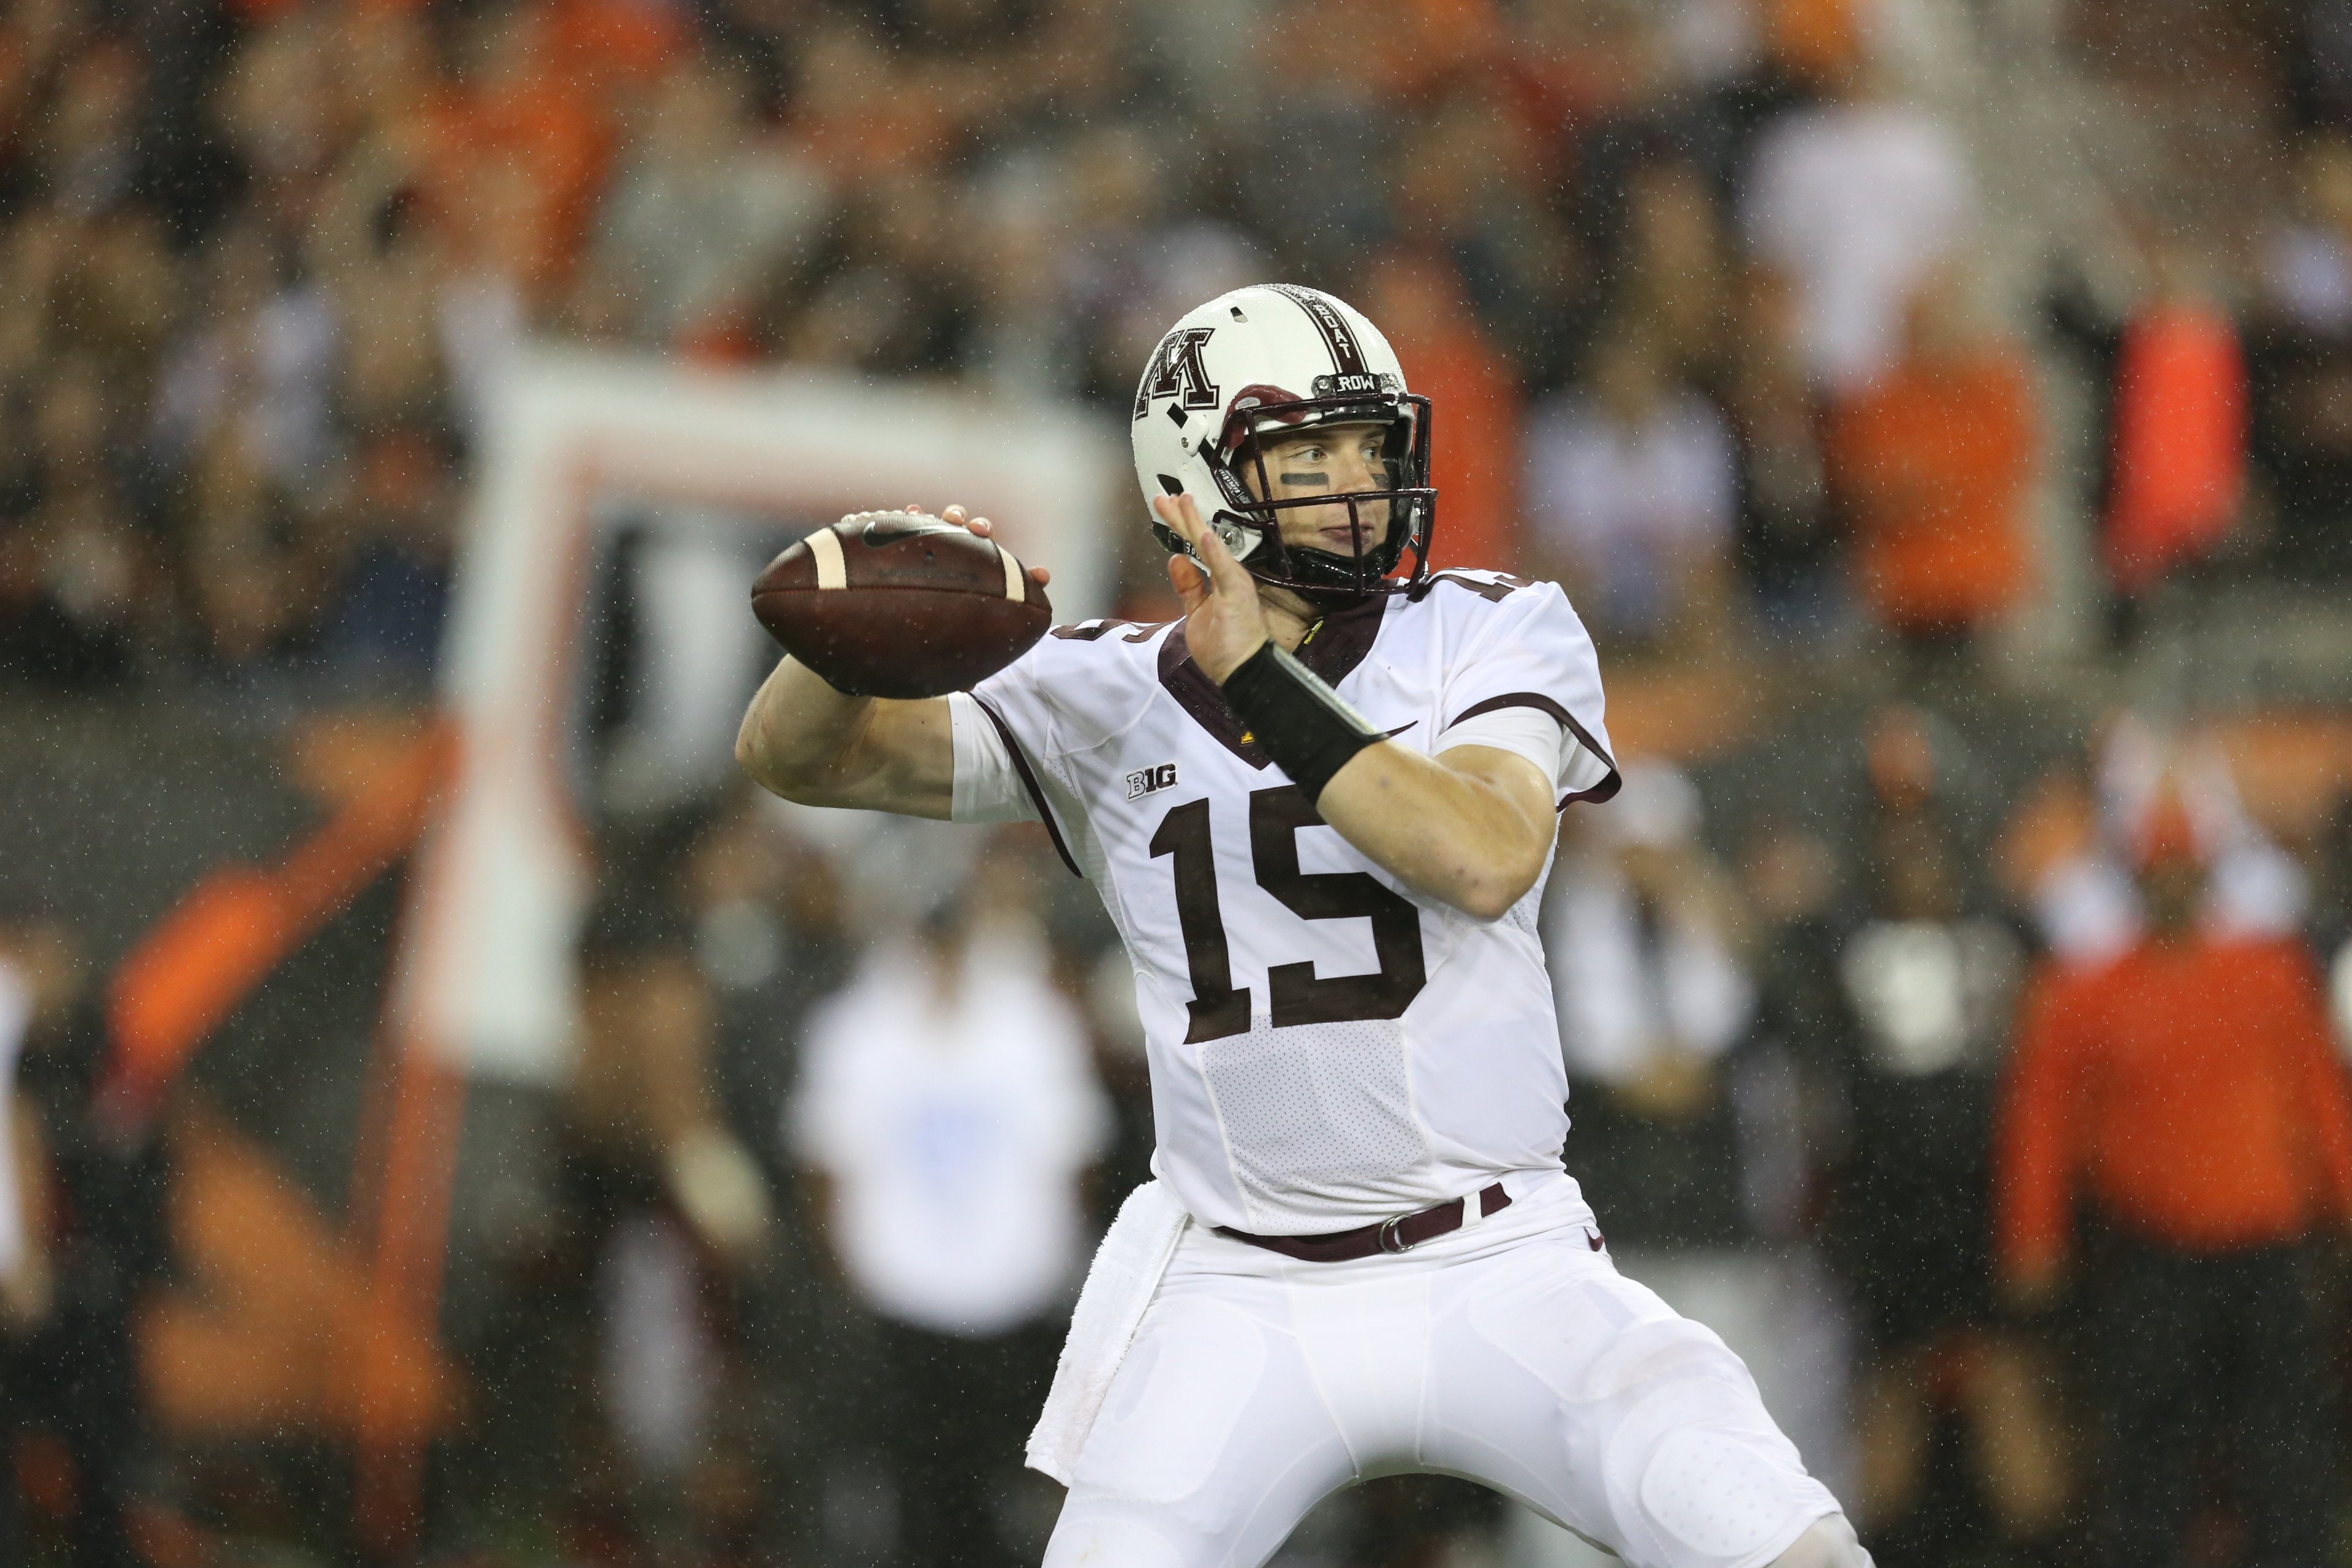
xmin=1152 ymin=390 xmax=1438 ymax=603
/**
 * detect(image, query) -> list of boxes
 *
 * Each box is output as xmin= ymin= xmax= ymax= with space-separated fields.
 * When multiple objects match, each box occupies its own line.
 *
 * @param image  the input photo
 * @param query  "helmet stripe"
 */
xmin=1268 ymin=285 xmax=1368 ymax=377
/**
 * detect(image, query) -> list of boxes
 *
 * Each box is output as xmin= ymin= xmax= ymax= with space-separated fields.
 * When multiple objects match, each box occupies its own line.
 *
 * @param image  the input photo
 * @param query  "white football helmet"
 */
xmin=1130 ymin=284 xmax=1436 ymax=600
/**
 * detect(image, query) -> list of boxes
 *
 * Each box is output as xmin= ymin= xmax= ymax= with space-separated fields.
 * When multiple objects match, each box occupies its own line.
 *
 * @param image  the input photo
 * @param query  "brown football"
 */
xmin=750 ymin=511 xmax=1052 ymax=699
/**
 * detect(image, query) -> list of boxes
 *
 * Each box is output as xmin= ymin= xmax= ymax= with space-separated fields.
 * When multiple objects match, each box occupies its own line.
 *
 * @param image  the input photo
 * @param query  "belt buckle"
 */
xmin=1376 ymin=1212 xmax=1416 ymax=1254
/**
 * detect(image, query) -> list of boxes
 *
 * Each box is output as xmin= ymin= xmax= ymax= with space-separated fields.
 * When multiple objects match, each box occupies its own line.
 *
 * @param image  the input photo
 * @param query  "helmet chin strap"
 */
xmin=1234 ymin=487 xmax=1423 ymax=602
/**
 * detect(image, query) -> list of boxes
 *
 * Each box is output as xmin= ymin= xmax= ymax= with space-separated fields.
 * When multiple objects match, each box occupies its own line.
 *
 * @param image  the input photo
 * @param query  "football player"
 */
xmin=737 ymin=284 xmax=1871 ymax=1568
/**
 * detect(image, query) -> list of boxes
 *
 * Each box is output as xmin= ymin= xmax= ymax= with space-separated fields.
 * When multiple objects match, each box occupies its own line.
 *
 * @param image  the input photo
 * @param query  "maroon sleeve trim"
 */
xmin=1442 ymin=691 xmax=1623 ymax=811
xmin=969 ymin=694 xmax=1084 ymax=877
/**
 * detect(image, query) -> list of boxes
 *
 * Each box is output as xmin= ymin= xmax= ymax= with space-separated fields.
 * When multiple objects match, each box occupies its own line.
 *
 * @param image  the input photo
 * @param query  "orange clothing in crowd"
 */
xmin=420 ymin=72 xmax=609 ymax=296
xmin=1770 ymin=0 xmax=1868 ymax=84
xmin=1365 ymin=254 xmax=1523 ymax=574
xmin=404 ymin=0 xmax=685 ymax=298
xmin=1409 ymin=331 xmax=1520 ymax=573
xmin=1828 ymin=345 xmax=2034 ymax=634
xmin=549 ymin=0 xmax=687 ymax=89
xmin=1995 ymin=937 xmax=2352 ymax=1280
xmin=2103 ymin=300 xmax=2246 ymax=595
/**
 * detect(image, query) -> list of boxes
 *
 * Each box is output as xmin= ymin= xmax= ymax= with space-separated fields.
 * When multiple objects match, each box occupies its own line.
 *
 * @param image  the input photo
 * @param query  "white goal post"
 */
xmin=398 ymin=346 xmax=1122 ymax=1084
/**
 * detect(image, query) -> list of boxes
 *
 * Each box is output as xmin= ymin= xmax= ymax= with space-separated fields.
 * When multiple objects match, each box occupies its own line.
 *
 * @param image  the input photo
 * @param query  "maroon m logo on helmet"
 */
xmin=1134 ymin=327 xmax=1220 ymax=421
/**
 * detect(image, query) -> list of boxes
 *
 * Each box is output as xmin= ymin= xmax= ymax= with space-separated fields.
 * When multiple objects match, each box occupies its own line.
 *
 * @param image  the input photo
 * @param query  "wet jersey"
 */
xmin=949 ymin=570 xmax=1619 ymax=1235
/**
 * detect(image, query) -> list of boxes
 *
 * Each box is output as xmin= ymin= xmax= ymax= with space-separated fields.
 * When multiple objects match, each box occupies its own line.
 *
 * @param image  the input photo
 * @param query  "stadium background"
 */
xmin=4 ymin=0 xmax=2352 ymax=1564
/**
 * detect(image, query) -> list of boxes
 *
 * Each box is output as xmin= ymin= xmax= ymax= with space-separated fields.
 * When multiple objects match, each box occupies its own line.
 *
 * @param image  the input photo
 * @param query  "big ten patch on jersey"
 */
xmin=1126 ymin=762 xmax=1178 ymax=799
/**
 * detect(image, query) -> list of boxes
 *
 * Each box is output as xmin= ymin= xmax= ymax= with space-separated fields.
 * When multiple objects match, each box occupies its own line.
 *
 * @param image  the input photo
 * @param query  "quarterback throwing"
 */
xmin=737 ymin=284 xmax=1871 ymax=1568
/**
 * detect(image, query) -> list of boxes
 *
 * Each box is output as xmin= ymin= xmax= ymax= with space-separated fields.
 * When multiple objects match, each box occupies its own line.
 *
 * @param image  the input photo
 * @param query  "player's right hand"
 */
xmin=1156 ymin=491 xmax=1268 ymax=684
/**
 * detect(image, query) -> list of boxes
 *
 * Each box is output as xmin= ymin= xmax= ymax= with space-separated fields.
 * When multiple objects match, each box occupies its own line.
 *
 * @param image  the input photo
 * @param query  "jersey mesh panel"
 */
xmin=1501 ymin=896 xmax=1541 ymax=941
xmin=1199 ymin=1017 xmax=1436 ymax=1226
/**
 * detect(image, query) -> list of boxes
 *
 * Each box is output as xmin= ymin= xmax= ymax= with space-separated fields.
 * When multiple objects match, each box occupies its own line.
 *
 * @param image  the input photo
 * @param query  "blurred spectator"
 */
xmin=148 ymin=220 xmax=339 ymax=492
xmin=421 ymin=2 xmax=616 ymax=308
xmin=2252 ymin=332 xmax=2352 ymax=582
xmin=1550 ymin=766 xmax=1755 ymax=1244
xmin=684 ymin=796 xmax=856 ymax=1183
xmin=788 ymin=836 xmax=1110 ymax=1568
xmin=2313 ymin=791 xmax=2352 ymax=1052
xmin=2022 ymin=716 xmax=2311 ymax=964
xmin=1361 ymin=249 xmax=1525 ymax=572
xmin=1555 ymin=0 xmax=1766 ymax=292
xmin=2295 ymin=0 xmax=2352 ymax=132
xmin=0 ymin=924 xmax=43 ymax=1566
xmin=315 ymin=424 xmax=456 ymax=682
xmin=2252 ymin=140 xmax=2352 ymax=581
xmin=1726 ymin=273 xmax=1843 ymax=643
xmin=0 ymin=911 xmax=164 ymax=1568
xmin=2102 ymin=246 xmax=2247 ymax=600
xmin=560 ymin=888 xmax=773 ymax=1551
xmin=590 ymin=56 xmax=830 ymax=357
xmin=1615 ymin=157 xmax=1738 ymax=385
xmin=673 ymin=795 xmax=859 ymax=1556
xmin=1742 ymin=49 xmax=1974 ymax=393
xmin=1389 ymin=83 xmax=1560 ymax=376
xmin=1792 ymin=769 xmax=2062 ymax=1559
xmin=1996 ymin=793 xmax=2352 ymax=1568
xmin=1244 ymin=1 xmax=1395 ymax=279
xmin=780 ymin=20 xmax=951 ymax=184
xmin=40 ymin=36 xmax=140 ymax=221
xmin=1826 ymin=271 xmax=2034 ymax=650
xmin=1767 ymin=0 xmax=1869 ymax=91
xmin=0 ymin=482 xmax=143 ymax=688
xmin=2259 ymin=137 xmax=2352 ymax=334
xmin=1545 ymin=763 xmax=1841 ymax=1459
xmin=778 ymin=168 xmax=979 ymax=377
xmin=1523 ymin=320 xmax=1736 ymax=651
xmin=181 ymin=429 xmax=308 ymax=688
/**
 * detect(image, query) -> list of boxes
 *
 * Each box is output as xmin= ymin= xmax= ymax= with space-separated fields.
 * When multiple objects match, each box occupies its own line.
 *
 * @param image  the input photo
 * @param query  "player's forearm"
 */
xmin=735 ymin=656 xmax=865 ymax=796
xmin=1202 ymin=633 xmax=1554 ymax=921
xmin=734 ymin=657 xmax=953 ymax=816
xmin=1317 ymin=744 xmax=1555 ymax=921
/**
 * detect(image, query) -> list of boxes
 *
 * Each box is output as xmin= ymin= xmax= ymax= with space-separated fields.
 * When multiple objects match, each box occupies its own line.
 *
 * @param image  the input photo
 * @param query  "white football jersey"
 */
xmin=950 ymin=571 xmax=1619 ymax=1235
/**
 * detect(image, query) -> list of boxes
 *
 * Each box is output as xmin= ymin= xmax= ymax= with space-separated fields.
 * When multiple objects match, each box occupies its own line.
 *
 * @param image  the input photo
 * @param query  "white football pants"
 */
xmin=1043 ymin=1174 xmax=1844 ymax=1568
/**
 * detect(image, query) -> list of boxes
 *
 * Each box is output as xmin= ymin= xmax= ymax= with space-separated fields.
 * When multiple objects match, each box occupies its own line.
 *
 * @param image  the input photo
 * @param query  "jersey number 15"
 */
xmin=1149 ymin=785 xmax=1428 ymax=1044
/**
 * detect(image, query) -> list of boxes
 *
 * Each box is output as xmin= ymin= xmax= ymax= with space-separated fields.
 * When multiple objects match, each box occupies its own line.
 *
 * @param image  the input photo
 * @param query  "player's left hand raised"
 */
xmin=1156 ymin=491 xmax=1268 ymax=684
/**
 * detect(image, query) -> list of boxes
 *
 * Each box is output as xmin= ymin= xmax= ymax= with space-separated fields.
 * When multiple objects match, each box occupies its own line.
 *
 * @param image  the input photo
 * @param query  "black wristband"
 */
xmin=1219 ymin=641 xmax=1385 ymax=801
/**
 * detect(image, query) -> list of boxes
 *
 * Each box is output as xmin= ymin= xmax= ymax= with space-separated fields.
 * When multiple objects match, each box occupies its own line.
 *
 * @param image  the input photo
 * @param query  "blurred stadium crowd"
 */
xmin=5 ymin=0 xmax=2352 ymax=1565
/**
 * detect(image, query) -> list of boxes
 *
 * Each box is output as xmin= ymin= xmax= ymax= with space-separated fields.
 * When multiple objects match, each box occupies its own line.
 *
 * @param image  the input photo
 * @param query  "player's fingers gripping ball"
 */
xmin=751 ymin=509 xmax=1052 ymax=699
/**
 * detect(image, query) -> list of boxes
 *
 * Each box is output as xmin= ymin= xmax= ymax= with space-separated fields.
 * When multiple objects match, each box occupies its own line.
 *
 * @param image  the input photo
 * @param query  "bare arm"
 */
xmin=1156 ymin=495 xmax=1559 ymax=921
xmin=733 ymin=505 xmax=1047 ymax=819
xmin=1316 ymin=742 xmax=1558 ymax=922
xmin=734 ymin=659 xmax=957 ymax=817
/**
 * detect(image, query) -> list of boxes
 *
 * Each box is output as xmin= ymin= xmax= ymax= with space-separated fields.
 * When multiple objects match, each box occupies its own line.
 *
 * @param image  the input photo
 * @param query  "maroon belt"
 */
xmin=1216 ymin=1183 xmax=1513 ymax=1262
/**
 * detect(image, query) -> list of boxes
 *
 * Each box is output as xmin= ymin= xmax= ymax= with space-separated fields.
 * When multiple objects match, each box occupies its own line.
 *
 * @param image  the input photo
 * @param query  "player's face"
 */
xmin=1245 ymin=423 xmax=1393 ymax=559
